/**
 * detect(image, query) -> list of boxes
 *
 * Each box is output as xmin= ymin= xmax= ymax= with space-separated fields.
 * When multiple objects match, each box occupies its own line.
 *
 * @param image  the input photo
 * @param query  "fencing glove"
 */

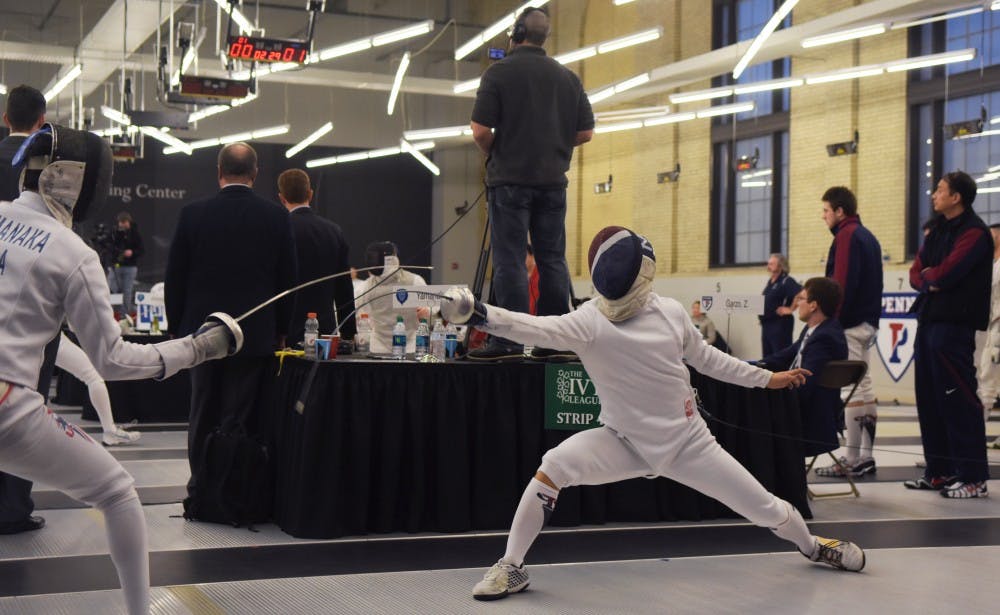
xmin=191 ymin=312 xmax=244 ymax=363
xmin=440 ymin=287 xmax=486 ymax=326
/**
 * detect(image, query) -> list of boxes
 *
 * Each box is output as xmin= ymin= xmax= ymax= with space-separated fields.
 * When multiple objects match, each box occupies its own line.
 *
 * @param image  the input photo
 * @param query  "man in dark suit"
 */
xmin=277 ymin=169 xmax=356 ymax=345
xmin=0 ymin=84 xmax=50 ymax=535
xmin=165 ymin=143 xmax=297 ymax=509
xmin=761 ymin=277 xmax=849 ymax=459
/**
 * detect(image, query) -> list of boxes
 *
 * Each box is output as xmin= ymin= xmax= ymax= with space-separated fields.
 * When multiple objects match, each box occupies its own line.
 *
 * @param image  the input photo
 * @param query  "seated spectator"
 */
xmin=760 ymin=277 xmax=849 ymax=457
xmin=690 ymin=300 xmax=717 ymax=345
xmin=355 ymin=241 xmax=428 ymax=354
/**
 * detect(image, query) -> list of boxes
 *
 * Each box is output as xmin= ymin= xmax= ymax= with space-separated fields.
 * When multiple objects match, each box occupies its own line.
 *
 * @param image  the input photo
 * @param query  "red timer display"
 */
xmin=227 ymin=36 xmax=309 ymax=64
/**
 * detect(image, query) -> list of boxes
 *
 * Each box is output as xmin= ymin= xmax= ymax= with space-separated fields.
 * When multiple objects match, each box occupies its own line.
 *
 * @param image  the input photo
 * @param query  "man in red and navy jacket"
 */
xmin=905 ymin=171 xmax=992 ymax=498
xmin=814 ymin=187 xmax=883 ymax=480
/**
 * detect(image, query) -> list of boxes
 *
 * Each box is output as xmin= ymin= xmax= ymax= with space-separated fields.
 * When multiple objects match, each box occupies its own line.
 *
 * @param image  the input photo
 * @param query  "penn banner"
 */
xmin=876 ymin=292 xmax=918 ymax=382
xmin=544 ymin=364 xmax=602 ymax=430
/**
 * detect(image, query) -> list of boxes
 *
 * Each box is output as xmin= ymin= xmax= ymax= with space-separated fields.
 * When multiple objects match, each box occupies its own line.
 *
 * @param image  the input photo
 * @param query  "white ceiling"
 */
xmin=0 ymin=0 xmax=981 ymax=152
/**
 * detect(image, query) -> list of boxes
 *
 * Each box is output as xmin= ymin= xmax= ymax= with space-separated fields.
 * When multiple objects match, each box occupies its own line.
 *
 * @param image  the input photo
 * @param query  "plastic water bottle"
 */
xmin=415 ymin=319 xmax=430 ymax=359
xmin=431 ymin=319 xmax=446 ymax=362
xmin=392 ymin=315 xmax=407 ymax=360
xmin=445 ymin=322 xmax=458 ymax=359
xmin=355 ymin=313 xmax=371 ymax=354
xmin=304 ymin=312 xmax=319 ymax=359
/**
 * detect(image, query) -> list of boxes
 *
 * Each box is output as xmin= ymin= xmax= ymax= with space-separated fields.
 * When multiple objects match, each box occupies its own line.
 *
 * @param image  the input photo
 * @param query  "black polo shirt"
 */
xmin=471 ymin=45 xmax=594 ymax=188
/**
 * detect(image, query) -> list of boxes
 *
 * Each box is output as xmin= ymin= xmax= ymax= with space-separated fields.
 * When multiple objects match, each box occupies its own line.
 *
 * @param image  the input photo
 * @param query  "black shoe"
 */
xmin=466 ymin=342 xmax=524 ymax=362
xmin=0 ymin=515 xmax=45 ymax=535
xmin=529 ymin=347 xmax=579 ymax=363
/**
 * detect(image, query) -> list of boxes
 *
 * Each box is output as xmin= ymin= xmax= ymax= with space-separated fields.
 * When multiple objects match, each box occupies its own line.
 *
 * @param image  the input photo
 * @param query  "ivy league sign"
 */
xmin=544 ymin=364 xmax=602 ymax=431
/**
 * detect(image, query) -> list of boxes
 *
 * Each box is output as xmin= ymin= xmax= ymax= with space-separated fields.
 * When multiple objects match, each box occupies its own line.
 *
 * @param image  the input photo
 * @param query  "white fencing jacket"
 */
xmin=479 ymin=295 xmax=774 ymax=470
xmin=355 ymin=268 xmax=427 ymax=354
xmin=0 ymin=192 xmax=196 ymax=390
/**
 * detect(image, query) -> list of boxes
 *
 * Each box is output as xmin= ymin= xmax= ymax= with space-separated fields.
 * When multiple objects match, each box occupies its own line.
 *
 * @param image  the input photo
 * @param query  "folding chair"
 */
xmin=805 ymin=360 xmax=868 ymax=499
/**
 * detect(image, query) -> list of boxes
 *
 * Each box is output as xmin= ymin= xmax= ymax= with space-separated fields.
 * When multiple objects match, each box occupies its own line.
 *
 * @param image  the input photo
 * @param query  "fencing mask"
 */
xmin=588 ymin=226 xmax=656 ymax=322
xmin=12 ymin=123 xmax=113 ymax=228
xmin=365 ymin=241 xmax=399 ymax=277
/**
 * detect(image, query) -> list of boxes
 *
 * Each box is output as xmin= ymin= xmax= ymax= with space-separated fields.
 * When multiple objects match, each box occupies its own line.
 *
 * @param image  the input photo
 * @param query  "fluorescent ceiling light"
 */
xmin=588 ymin=86 xmax=617 ymax=105
xmin=403 ymin=125 xmax=469 ymax=140
xmin=318 ymin=39 xmax=373 ymax=61
xmin=306 ymin=141 xmax=434 ymax=169
xmin=670 ymin=87 xmax=733 ymax=104
xmin=993 ymin=1 xmax=1000 ymax=10
xmin=372 ymin=20 xmax=434 ymax=47
xmin=387 ymin=51 xmax=411 ymax=115
xmin=163 ymin=124 xmax=289 ymax=155
xmin=733 ymin=0 xmax=798 ymax=79
xmin=453 ymin=78 xmax=480 ymax=94
xmin=740 ymin=180 xmax=771 ymax=188
xmin=953 ymin=129 xmax=1000 ymax=141
xmin=335 ymin=152 xmax=370 ymax=163
xmin=101 ymin=105 xmax=132 ymax=126
xmin=801 ymin=23 xmax=887 ymax=48
xmin=0 ymin=84 xmax=7 ymax=96
xmin=804 ymin=64 xmax=884 ymax=85
xmin=188 ymin=93 xmax=257 ymax=123
xmin=454 ymin=0 xmax=550 ymax=61
xmin=642 ymin=111 xmax=696 ymax=126
xmin=552 ymin=46 xmax=597 ymax=64
xmin=367 ymin=146 xmax=402 ymax=159
xmin=44 ymin=64 xmax=82 ymax=101
xmin=742 ymin=168 xmax=773 ymax=179
xmin=596 ymin=105 xmax=671 ymax=121
xmin=594 ymin=120 xmax=644 ymax=134
xmin=615 ymin=73 xmax=651 ymax=93
xmin=401 ymin=139 xmax=441 ymax=175
xmin=733 ymin=77 xmax=803 ymax=94
xmin=213 ymin=0 xmax=254 ymax=35
xmin=597 ymin=27 xmax=662 ymax=53
xmin=286 ymin=121 xmax=334 ymax=158
xmin=890 ymin=7 xmax=983 ymax=30
xmin=614 ymin=0 xmax=637 ymax=5
xmin=696 ymin=101 xmax=755 ymax=118
xmin=139 ymin=126 xmax=192 ymax=156
xmin=884 ymin=47 xmax=976 ymax=72
xmin=978 ymin=186 xmax=1000 ymax=194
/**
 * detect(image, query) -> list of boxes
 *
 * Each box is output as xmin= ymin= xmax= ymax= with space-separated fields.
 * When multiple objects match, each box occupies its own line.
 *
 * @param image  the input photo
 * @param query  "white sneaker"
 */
xmin=804 ymin=536 xmax=865 ymax=572
xmin=102 ymin=426 xmax=141 ymax=446
xmin=472 ymin=559 xmax=529 ymax=601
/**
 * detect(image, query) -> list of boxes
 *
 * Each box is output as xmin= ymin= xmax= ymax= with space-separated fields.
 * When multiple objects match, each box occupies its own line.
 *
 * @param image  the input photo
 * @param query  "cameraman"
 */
xmin=107 ymin=212 xmax=144 ymax=316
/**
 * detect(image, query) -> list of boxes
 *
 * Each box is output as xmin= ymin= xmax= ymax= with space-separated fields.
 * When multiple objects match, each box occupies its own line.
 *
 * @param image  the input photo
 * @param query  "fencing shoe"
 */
xmin=103 ymin=425 xmax=141 ymax=446
xmin=803 ymin=537 xmax=865 ymax=572
xmin=473 ymin=559 xmax=530 ymax=601
xmin=940 ymin=481 xmax=988 ymax=499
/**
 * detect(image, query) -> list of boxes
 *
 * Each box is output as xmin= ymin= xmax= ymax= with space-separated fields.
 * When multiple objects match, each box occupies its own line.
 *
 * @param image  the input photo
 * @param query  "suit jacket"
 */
xmin=0 ymin=135 xmax=28 ymax=201
xmin=286 ymin=206 xmax=356 ymax=344
xmin=165 ymin=185 xmax=297 ymax=357
xmin=762 ymin=318 xmax=848 ymax=456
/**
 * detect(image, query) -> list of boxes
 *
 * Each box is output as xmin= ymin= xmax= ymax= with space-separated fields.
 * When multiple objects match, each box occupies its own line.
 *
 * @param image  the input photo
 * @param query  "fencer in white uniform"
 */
xmin=977 ymin=225 xmax=1000 ymax=449
xmin=355 ymin=247 xmax=428 ymax=354
xmin=441 ymin=226 xmax=866 ymax=602
xmin=0 ymin=124 xmax=243 ymax=615
xmin=55 ymin=332 xmax=141 ymax=446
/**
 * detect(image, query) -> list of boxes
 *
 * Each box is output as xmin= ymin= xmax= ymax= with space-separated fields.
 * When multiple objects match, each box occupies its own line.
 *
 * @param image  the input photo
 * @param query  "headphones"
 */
xmin=509 ymin=7 xmax=547 ymax=44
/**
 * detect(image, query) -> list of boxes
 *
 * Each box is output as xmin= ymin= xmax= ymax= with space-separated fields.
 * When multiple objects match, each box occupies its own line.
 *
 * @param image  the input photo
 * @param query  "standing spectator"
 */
xmin=760 ymin=279 xmax=849 ymax=457
xmin=905 ymin=171 xmax=992 ymax=498
xmin=107 ymin=211 xmax=144 ymax=317
xmin=0 ymin=84 xmax=51 ymax=536
xmin=165 ymin=143 xmax=297 ymax=512
xmin=277 ymin=169 xmax=356 ymax=345
xmin=468 ymin=6 xmax=594 ymax=361
xmin=814 ymin=187 xmax=883 ymax=479
xmin=760 ymin=253 xmax=801 ymax=356
xmin=977 ymin=223 xmax=1000 ymax=429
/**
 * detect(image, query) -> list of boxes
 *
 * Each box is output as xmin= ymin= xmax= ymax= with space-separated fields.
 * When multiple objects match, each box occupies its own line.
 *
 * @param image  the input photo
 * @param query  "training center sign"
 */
xmin=545 ymin=364 xmax=601 ymax=430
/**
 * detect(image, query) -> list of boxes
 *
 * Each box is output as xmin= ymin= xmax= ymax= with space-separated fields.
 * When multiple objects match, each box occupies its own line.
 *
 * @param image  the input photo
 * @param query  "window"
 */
xmin=710 ymin=1 xmax=791 ymax=266
xmin=907 ymin=13 xmax=1000 ymax=256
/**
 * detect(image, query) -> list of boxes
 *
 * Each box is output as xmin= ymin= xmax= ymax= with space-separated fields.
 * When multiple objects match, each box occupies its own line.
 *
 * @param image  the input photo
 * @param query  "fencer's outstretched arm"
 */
xmin=473 ymin=303 xmax=596 ymax=356
xmin=63 ymin=251 xmax=236 ymax=381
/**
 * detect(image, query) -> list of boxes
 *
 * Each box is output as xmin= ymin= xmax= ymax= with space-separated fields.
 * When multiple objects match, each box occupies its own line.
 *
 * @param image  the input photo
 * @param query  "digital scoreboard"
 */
xmin=226 ymin=35 xmax=309 ymax=64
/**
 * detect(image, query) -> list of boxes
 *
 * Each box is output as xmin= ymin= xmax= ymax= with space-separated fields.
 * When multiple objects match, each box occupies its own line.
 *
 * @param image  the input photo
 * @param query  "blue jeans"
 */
xmin=107 ymin=265 xmax=138 ymax=315
xmin=488 ymin=185 xmax=571 ymax=345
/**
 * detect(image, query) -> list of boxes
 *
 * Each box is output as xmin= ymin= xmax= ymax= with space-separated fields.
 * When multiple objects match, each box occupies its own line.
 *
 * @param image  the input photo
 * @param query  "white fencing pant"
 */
xmin=977 ymin=325 xmax=1000 ymax=422
xmin=0 ymin=384 xmax=149 ymax=614
xmin=539 ymin=424 xmax=814 ymax=555
xmin=55 ymin=333 xmax=116 ymax=435
xmin=843 ymin=323 xmax=877 ymax=463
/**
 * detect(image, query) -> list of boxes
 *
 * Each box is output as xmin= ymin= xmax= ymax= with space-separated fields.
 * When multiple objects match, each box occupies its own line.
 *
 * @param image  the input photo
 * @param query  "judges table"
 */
xmin=272 ymin=357 xmax=810 ymax=539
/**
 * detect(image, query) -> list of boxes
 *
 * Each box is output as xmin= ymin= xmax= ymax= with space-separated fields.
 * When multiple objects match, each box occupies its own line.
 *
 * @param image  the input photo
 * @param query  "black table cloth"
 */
xmin=272 ymin=358 xmax=809 ymax=539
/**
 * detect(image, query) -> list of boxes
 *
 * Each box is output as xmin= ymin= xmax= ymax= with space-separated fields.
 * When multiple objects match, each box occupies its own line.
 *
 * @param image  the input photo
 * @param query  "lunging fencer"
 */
xmin=0 ymin=125 xmax=243 ymax=615
xmin=440 ymin=226 xmax=866 ymax=602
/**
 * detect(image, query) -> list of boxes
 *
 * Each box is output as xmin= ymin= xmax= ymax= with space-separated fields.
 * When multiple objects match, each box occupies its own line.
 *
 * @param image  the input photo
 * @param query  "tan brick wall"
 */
xmin=554 ymin=0 xmax=908 ymax=281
